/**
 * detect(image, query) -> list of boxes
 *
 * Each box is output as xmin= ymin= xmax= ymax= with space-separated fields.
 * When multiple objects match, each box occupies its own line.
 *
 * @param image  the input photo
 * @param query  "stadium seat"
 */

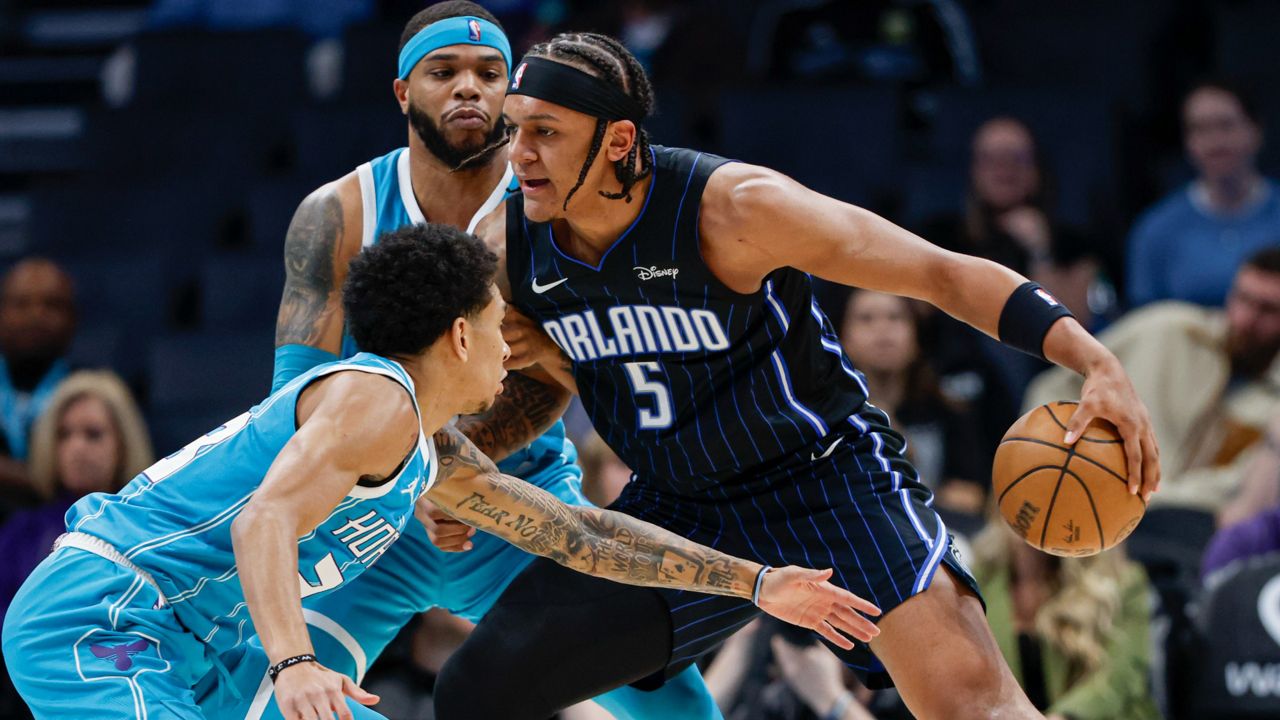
xmin=716 ymin=84 xmax=900 ymax=206
xmin=147 ymin=330 xmax=274 ymax=414
xmin=970 ymin=0 xmax=1173 ymax=115
xmin=897 ymin=162 xmax=967 ymax=230
xmin=245 ymin=176 xmax=313 ymax=255
xmin=1186 ymin=553 xmax=1280 ymax=718
xmin=1126 ymin=506 xmax=1217 ymax=585
xmin=199 ymin=254 xmax=284 ymax=332
xmin=291 ymin=105 xmax=405 ymax=181
xmin=128 ymin=29 xmax=309 ymax=111
xmin=337 ymin=22 xmax=401 ymax=106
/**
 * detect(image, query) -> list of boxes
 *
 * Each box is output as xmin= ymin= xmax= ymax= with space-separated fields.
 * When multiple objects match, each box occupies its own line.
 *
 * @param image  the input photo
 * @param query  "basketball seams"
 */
xmin=996 ymin=464 xmax=1064 ymax=507
xmin=1000 ymin=436 xmax=1129 ymax=489
xmin=1037 ymin=453 xmax=1072 ymax=549
xmin=1065 ymin=466 xmax=1107 ymax=552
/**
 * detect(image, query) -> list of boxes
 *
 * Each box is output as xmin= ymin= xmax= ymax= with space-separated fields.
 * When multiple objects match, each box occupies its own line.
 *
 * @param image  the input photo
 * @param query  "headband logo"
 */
xmin=511 ymin=62 xmax=528 ymax=89
xmin=467 ymin=19 xmax=481 ymax=42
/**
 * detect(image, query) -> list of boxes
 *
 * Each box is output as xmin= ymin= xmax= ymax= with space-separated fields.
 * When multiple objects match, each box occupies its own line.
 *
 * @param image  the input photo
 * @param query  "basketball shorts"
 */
xmin=610 ymin=413 xmax=983 ymax=689
xmin=3 ymin=547 xmax=216 ymax=719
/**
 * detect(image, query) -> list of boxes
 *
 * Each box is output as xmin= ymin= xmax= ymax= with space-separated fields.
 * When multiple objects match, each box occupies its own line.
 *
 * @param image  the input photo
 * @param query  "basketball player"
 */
xmin=426 ymin=34 xmax=1164 ymax=720
xmin=2 ymin=225 xmax=873 ymax=720
xmin=222 ymin=3 xmax=722 ymax=719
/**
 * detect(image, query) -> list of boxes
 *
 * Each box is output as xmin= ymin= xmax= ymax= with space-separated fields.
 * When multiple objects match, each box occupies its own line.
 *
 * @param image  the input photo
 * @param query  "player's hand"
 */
xmin=502 ymin=307 xmax=565 ymax=371
xmin=415 ymin=497 xmax=475 ymax=552
xmin=756 ymin=567 xmax=880 ymax=650
xmin=1066 ymin=354 xmax=1161 ymax=502
xmin=272 ymin=660 xmax=378 ymax=720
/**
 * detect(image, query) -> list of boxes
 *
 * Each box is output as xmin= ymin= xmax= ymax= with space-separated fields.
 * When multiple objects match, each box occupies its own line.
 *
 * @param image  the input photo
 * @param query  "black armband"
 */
xmin=997 ymin=282 xmax=1073 ymax=361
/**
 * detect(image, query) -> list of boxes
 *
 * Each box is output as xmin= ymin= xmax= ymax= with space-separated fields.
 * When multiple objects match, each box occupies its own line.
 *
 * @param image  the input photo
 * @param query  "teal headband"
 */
xmin=397 ymin=16 xmax=513 ymax=80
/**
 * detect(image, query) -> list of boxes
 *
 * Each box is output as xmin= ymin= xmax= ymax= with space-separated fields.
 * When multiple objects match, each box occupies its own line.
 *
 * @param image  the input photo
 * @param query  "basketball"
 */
xmin=992 ymin=401 xmax=1145 ymax=557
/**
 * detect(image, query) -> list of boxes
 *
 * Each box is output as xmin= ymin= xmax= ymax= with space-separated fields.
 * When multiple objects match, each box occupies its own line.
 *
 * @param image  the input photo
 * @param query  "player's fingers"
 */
xmin=342 ymin=676 xmax=381 ymax=706
xmin=1063 ymin=402 xmax=1095 ymax=445
xmin=1121 ymin=425 xmax=1143 ymax=496
xmin=828 ymin=604 xmax=878 ymax=642
xmin=331 ymin=694 xmax=354 ymax=720
xmin=814 ymin=578 xmax=880 ymax=617
xmin=814 ymin=620 xmax=855 ymax=651
xmin=1140 ymin=431 xmax=1161 ymax=501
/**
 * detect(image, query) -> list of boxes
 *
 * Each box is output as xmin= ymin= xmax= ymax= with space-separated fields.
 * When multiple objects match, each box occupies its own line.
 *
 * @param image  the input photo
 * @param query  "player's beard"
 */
xmin=409 ymin=100 xmax=505 ymax=172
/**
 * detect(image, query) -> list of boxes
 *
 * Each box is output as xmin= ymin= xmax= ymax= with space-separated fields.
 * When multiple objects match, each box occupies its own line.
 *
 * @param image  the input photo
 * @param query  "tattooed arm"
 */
xmin=275 ymin=180 xmax=364 ymax=352
xmin=423 ymin=426 xmax=883 ymax=647
xmin=455 ymin=371 xmax=571 ymax=462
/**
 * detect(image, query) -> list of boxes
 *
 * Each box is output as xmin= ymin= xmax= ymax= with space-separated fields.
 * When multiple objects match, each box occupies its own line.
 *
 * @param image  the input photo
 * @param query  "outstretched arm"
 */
xmin=700 ymin=163 xmax=1160 ymax=500
xmin=424 ymin=426 xmax=881 ymax=648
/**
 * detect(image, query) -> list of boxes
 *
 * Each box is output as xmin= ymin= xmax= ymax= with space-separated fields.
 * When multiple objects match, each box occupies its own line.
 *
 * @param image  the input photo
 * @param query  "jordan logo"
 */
xmin=90 ymin=639 xmax=150 ymax=670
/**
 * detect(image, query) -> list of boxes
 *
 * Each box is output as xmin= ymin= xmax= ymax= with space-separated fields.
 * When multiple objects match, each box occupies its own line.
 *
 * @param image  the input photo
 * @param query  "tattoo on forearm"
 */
xmin=432 ymin=429 xmax=754 ymax=598
xmin=276 ymin=189 xmax=343 ymax=346
xmin=455 ymin=373 xmax=567 ymax=462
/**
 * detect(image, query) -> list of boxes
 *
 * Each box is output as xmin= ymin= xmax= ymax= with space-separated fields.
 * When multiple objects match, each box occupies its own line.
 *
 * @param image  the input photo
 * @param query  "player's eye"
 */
xmin=430 ymin=69 xmax=453 ymax=79
xmin=537 ymin=127 xmax=556 ymax=137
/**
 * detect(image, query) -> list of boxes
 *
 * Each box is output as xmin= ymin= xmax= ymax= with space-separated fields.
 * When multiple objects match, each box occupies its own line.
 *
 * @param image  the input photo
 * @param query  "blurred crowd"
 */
xmin=1 ymin=0 xmax=1279 ymax=718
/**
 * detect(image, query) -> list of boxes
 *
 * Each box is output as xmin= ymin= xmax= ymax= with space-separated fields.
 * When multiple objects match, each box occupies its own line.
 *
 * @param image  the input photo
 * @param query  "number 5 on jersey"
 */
xmin=624 ymin=362 xmax=673 ymax=430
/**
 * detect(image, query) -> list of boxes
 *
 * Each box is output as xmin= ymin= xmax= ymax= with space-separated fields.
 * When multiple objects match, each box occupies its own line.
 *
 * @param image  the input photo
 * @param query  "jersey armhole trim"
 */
xmin=356 ymin=162 xmax=378 ymax=248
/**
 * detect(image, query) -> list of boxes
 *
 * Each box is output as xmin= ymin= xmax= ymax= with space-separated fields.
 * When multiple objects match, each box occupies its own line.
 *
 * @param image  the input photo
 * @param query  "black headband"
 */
xmin=508 ymin=56 xmax=646 ymax=123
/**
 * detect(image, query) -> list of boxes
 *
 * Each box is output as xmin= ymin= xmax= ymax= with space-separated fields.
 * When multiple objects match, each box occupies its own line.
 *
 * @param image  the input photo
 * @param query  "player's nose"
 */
xmin=453 ymin=72 xmax=482 ymax=100
xmin=501 ymin=341 xmax=511 ymax=362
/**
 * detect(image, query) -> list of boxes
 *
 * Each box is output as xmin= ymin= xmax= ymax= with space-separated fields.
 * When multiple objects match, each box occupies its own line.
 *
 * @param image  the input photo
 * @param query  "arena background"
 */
xmin=1 ymin=1 xmax=1278 ymax=719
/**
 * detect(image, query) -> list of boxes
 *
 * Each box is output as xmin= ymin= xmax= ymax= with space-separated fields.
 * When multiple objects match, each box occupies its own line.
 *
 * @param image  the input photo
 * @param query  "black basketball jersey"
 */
xmin=507 ymin=146 xmax=875 ymax=495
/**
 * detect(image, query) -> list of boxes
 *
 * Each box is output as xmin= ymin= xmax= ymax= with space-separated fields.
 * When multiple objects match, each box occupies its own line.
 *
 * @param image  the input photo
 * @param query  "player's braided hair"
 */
xmin=524 ymin=33 xmax=655 ymax=209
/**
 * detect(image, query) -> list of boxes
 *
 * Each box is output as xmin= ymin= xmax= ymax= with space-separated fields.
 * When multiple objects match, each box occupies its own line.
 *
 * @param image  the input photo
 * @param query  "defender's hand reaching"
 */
xmin=416 ymin=497 xmax=475 ymax=552
xmin=756 ymin=567 xmax=881 ymax=649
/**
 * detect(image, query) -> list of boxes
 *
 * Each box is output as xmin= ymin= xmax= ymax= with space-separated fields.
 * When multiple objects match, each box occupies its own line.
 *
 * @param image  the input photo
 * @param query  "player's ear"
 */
xmin=605 ymin=120 xmax=636 ymax=163
xmin=450 ymin=316 xmax=469 ymax=360
xmin=393 ymin=78 xmax=410 ymax=115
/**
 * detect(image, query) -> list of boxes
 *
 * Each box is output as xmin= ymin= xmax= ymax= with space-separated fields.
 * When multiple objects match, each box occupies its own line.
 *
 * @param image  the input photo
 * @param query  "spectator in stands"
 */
xmin=703 ymin=618 xmax=905 ymax=720
xmin=841 ymin=288 xmax=988 ymax=521
xmin=0 ymin=371 xmax=150 ymax=719
xmin=1025 ymin=247 xmax=1280 ymax=513
xmin=1202 ymin=412 xmax=1280 ymax=580
xmin=0 ymin=259 xmax=76 ymax=505
xmin=1126 ymin=79 xmax=1280 ymax=308
xmin=0 ymin=370 xmax=151 ymax=623
xmin=922 ymin=116 xmax=1100 ymax=322
xmin=971 ymin=520 xmax=1160 ymax=720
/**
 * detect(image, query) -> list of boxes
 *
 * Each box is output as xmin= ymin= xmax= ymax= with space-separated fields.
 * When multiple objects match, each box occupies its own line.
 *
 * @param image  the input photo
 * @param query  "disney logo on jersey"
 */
xmin=634 ymin=265 xmax=679 ymax=281
xmin=541 ymin=305 xmax=730 ymax=362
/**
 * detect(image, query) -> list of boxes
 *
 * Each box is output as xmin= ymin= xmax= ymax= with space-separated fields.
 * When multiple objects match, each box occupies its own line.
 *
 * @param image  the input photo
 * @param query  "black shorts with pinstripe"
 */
xmin=609 ymin=410 xmax=983 ymax=690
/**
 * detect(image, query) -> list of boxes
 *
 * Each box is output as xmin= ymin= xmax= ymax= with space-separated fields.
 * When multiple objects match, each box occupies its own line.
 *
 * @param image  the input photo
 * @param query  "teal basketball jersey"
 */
xmin=65 ymin=353 xmax=435 ymax=654
xmin=349 ymin=146 xmax=574 ymax=477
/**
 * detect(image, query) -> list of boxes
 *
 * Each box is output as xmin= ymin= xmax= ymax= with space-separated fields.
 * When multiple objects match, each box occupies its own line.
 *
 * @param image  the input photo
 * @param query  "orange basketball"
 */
xmin=992 ymin=401 xmax=1145 ymax=557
